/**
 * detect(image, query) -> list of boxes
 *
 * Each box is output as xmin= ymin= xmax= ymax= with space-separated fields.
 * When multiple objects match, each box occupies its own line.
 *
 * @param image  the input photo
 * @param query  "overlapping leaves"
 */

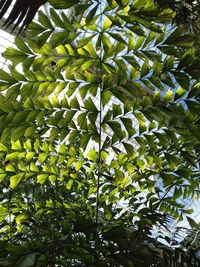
xmin=0 ymin=0 xmax=200 ymax=266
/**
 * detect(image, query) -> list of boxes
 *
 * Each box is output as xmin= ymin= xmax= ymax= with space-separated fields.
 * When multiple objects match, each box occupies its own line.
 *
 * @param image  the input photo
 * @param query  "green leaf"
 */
xmin=0 ymin=69 xmax=17 ymax=83
xmin=80 ymin=134 xmax=92 ymax=150
xmin=107 ymin=121 xmax=125 ymax=140
xmin=49 ymin=0 xmax=78 ymax=9
xmin=6 ymin=152 xmax=20 ymax=161
xmin=172 ymin=71 xmax=190 ymax=90
xmin=120 ymin=117 xmax=136 ymax=138
xmin=30 ymin=162 xmax=39 ymax=172
xmin=84 ymin=97 xmax=98 ymax=112
xmin=37 ymin=174 xmax=48 ymax=184
xmin=11 ymin=126 xmax=26 ymax=141
xmin=0 ymin=204 xmax=7 ymax=222
xmin=38 ymin=153 xmax=48 ymax=163
xmin=102 ymin=16 xmax=112 ymax=32
xmin=141 ymin=60 xmax=150 ymax=77
xmin=38 ymin=11 xmax=53 ymax=29
xmin=75 ymin=160 xmax=83 ymax=171
xmin=17 ymin=253 xmax=38 ymax=267
xmin=108 ymin=33 xmax=127 ymax=45
xmin=77 ymin=112 xmax=88 ymax=130
xmin=15 ymin=37 xmax=33 ymax=54
xmin=0 ymin=143 xmax=8 ymax=152
xmin=165 ymin=153 xmax=179 ymax=170
xmin=50 ymin=8 xmax=66 ymax=28
xmin=86 ymin=4 xmax=99 ymax=24
xmin=123 ymin=142 xmax=135 ymax=157
xmin=10 ymin=173 xmax=24 ymax=189
xmin=87 ymin=149 xmax=98 ymax=162
xmin=70 ymin=98 xmax=80 ymax=109
xmin=164 ymin=89 xmax=173 ymax=102
xmin=78 ymin=34 xmax=97 ymax=47
xmin=115 ymin=0 xmax=128 ymax=7
xmin=187 ymin=217 xmax=200 ymax=229
xmin=4 ymin=48 xmax=28 ymax=66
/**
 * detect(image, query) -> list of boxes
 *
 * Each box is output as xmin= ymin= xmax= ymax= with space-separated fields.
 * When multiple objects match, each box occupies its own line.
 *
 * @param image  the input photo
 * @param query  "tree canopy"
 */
xmin=0 ymin=0 xmax=200 ymax=266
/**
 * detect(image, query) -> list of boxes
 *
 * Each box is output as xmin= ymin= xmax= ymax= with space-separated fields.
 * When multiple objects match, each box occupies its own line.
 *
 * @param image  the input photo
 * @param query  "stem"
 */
xmin=95 ymin=50 xmax=103 ymax=225
xmin=158 ymin=181 xmax=177 ymax=207
xmin=95 ymin=3 xmax=103 ymax=224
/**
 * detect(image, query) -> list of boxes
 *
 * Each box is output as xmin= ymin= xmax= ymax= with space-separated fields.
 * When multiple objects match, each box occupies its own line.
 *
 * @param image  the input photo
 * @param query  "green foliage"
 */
xmin=155 ymin=0 xmax=200 ymax=55
xmin=0 ymin=0 xmax=200 ymax=266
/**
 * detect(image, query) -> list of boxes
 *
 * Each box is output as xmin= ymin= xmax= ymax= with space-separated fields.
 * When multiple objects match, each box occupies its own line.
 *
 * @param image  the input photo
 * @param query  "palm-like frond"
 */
xmin=0 ymin=0 xmax=47 ymax=33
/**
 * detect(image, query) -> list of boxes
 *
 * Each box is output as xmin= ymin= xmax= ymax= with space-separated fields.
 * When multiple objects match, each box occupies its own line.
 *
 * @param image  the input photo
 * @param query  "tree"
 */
xmin=0 ymin=0 xmax=80 ymax=33
xmin=155 ymin=0 xmax=200 ymax=53
xmin=0 ymin=0 xmax=200 ymax=266
xmin=0 ymin=0 xmax=47 ymax=33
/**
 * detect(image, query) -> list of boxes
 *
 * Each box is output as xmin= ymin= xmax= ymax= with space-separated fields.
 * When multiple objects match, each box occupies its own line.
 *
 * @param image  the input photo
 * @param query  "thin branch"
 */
xmin=95 ymin=53 xmax=103 ymax=225
xmin=157 ymin=181 xmax=177 ymax=207
xmin=95 ymin=4 xmax=103 ymax=225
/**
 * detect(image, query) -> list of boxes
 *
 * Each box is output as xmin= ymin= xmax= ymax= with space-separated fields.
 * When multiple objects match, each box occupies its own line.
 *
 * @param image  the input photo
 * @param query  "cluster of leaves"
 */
xmin=155 ymin=0 xmax=200 ymax=24
xmin=155 ymin=0 xmax=200 ymax=53
xmin=0 ymin=0 xmax=200 ymax=266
